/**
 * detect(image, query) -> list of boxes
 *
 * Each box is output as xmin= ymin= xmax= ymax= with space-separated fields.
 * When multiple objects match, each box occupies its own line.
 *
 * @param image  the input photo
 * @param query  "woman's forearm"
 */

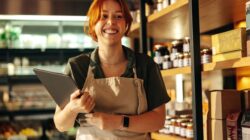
xmin=53 ymin=105 xmax=78 ymax=132
xmin=125 ymin=104 xmax=165 ymax=133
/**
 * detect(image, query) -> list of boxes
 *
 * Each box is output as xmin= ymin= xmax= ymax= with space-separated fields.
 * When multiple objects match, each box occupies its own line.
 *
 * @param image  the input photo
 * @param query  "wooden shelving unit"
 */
xmin=161 ymin=56 xmax=250 ymax=77
xmin=129 ymin=0 xmax=245 ymax=39
xmin=132 ymin=0 xmax=247 ymax=140
xmin=151 ymin=132 xmax=188 ymax=140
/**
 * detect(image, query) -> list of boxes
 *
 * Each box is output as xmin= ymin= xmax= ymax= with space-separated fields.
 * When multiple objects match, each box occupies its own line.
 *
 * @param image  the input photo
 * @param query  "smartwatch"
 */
xmin=123 ymin=116 xmax=129 ymax=128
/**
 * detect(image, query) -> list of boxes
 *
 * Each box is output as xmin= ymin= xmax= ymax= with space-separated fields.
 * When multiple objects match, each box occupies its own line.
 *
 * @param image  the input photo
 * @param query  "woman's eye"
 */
xmin=115 ymin=15 xmax=123 ymax=19
xmin=101 ymin=14 xmax=108 ymax=19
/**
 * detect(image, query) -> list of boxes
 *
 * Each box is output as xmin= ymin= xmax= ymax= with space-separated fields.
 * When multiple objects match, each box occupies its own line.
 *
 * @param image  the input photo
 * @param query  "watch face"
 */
xmin=123 ymin=116 xmax=129 ymax=128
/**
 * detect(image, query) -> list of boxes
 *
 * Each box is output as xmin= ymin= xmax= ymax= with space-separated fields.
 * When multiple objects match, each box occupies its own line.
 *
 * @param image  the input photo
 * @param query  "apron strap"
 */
xmin=132 ymin=59 xmax=138 ymax=79
xmin=81 ymin=65 xmax=94 ymax=92
xmin=132 ymin=67 xmax=138 ymax=79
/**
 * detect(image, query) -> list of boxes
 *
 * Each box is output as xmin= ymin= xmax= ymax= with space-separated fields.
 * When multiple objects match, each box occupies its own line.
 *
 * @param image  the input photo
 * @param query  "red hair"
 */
xmin=86 ymin=0 xmax=133 ymax=41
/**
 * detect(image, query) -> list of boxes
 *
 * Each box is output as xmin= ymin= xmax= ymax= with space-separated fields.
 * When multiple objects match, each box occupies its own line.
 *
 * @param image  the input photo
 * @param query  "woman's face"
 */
xmin=94 ymin=0 xmax=126 ymax=46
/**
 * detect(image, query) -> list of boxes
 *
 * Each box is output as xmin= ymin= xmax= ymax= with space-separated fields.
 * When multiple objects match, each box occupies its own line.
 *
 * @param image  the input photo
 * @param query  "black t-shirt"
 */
xmin=64 ymin=46 xmax=170 ymax=111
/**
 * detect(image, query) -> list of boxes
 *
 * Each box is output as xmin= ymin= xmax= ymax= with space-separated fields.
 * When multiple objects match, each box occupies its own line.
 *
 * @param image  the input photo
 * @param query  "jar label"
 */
xmin=186 ymin=129 xmax=194 ymax=138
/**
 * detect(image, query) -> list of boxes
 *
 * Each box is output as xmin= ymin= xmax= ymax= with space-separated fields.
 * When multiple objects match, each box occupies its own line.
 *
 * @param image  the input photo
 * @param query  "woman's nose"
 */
xmin=107 ymin=17 xmax=115 ymax=25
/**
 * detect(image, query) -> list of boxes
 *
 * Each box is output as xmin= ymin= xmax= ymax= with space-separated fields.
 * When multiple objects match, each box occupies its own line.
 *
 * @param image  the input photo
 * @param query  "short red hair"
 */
xmin=86 ymin=0 xmax=133 ymax=41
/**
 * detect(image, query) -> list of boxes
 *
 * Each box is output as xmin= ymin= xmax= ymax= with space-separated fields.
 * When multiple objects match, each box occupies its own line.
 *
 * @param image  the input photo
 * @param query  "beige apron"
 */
xmin=76 ymin=64 xmax=149 ymax=140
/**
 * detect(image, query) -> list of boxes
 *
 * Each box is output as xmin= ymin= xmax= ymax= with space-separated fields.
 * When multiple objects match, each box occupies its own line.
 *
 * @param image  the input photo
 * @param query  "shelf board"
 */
xmin=199 ymin=0 xmax=245 ymax=33
xmin=130 ymin=0 xmax=245 ymax=39
xmin=161 ymin=56 xmax=250 ymax=76
xmin=161 ymin=66 xmax=191 ymax=76
xmin=203 ymin=57 xmax=250 ymax=71
xmin=0 ymin=107 xmax=55 ymax=116
xmin=129 ymin=23 xmax=140 ymax=37
xmin=151 ymin=132 xmax=188 ymax=140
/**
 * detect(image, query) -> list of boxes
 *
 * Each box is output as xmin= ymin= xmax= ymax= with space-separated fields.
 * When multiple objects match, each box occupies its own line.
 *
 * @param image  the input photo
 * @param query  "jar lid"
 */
xmin=187 ymin=123 xmax=193 ymax=127
xmin=171 ymin=119 xmax=176 ymax=122
xmin=181 ymin=122 xmax=187 ymax=126
xmin=164 ymin=55 xmax=170 ymax=58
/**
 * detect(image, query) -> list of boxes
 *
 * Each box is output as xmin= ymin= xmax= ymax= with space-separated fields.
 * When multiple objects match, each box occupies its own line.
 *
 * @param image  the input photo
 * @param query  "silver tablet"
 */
xmin=33 ymin=68 xmax=79 ymax=109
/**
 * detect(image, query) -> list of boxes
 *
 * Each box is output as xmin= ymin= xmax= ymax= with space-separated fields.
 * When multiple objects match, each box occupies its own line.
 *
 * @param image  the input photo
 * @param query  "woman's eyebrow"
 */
xmin=102 ymin=10 xmax=123 ymax=13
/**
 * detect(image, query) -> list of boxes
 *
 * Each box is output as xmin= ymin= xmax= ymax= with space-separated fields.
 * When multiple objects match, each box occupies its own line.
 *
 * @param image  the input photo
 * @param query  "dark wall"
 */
xmin=0 ymin=0 xmax=136 ymax=15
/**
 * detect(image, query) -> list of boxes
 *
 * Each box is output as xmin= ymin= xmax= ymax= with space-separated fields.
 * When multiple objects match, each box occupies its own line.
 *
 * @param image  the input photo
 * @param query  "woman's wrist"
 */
xmin=117 ymin=115 xmax=130 ymax=130
xmin=64 ymin=103 xmax=78 ymax=117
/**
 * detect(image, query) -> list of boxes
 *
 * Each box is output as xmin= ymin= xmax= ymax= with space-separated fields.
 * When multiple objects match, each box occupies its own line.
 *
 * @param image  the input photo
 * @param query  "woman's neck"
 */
xmin=98 ymin=44 xmax=126 ymax=65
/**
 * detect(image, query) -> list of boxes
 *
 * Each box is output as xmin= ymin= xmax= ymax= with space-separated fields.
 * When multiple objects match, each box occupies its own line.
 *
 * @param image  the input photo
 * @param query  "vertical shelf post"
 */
xmin=139 ymin=0 xmax=147 ymax=54
xmin=189 ymin=0 xmax=203 ymax=139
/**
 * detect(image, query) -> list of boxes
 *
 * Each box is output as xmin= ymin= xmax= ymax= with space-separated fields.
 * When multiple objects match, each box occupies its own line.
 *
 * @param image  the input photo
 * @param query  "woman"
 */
xmin=54 ymin=0 xmax=170 ymax=139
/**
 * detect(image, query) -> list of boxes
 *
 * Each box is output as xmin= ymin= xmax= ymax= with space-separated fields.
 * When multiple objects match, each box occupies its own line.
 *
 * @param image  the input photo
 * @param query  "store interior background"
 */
xmin=0 ymin=0 xmax=250 ymax=140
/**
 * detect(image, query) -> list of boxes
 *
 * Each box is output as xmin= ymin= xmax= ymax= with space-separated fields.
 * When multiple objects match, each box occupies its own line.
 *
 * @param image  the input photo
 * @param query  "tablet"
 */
xmin=33 ymin=68 xmax=79 ymax=109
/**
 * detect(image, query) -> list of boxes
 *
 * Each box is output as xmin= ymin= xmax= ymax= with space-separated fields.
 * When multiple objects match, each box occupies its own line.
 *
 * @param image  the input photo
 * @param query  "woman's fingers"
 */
xmin=85 ymin=99 xmax=95 ymax=113
xmin=81 ymin=92 xmax=90 ymax=104
xmin=70 ymin=90 xmax=81 ymax=100
xmin=78 ymin=92 xmax=95 ymax=113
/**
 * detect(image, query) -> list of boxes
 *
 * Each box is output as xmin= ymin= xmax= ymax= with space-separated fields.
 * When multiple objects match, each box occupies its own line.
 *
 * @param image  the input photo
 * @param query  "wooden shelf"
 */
xmin=203 ymin=57 xmax=250 ymax=71
xmin=161 ymin=66 xmax=191 ymax=76
xmin=161 ymin=56 xmax=250 ymax=76
xmin=151 ymin=132 xmax=188 ymax=140
xmin=147 ymin=0 xmax=189 ymax=39
xmin=129 ymin=23 xmax=140 ymax=37
xmin=129 ymin=0 xmax=245 ymax=39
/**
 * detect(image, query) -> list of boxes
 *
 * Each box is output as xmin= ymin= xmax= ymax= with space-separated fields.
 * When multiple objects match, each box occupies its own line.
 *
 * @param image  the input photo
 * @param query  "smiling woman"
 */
xmin=53 ymin=0 xmax=171 ymax=140
xmin=87 ymin=0 xmax=132 ymax=42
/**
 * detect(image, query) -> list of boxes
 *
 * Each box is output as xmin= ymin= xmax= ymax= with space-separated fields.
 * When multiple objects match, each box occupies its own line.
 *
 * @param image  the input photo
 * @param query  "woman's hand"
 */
xmin=66 ymin=90 xmax=95 ymax=114
xmin=85 ymin=112 xmax=122 ymax=131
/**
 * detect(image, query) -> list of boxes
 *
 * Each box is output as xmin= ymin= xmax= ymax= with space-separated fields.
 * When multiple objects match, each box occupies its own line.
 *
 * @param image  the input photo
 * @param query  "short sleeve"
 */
xmin=64 ymin=54 xmax=90 ymax=89
xmin=144 ymin=57 xmax=171 ymax=111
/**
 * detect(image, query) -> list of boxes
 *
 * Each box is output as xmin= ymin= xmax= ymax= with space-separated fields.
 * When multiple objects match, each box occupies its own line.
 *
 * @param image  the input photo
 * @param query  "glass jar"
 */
xmin=183 ymin=37 xmax=190 ymax=53
xmin=183 ymin=52 xmax=191 ymax=67
xmin=154 ymin=44 xmax=163 ymax=69
xmin=170 ymin=0 xmax=177 ymax=5
xmin=186 ymin=123 xmax=194 ymax=139
xmin=175 ymin=119 xmax=183 ymax=136
xmin=169 ymin=119 xmax=176 ymax=135
xmin=201 ymin=48 xmax=212 ymax=64
xmin=162 ymin=0 xmax=169 ymax=8
xmin=171 ymin=42 xmax=178 ymax=54
xmin=180 ymin=122 xmax=187 ymax=138
xmin=164 ymin=119 xmax=171 ymax=134
xmin=178 ymin=53 xmax=184 ymax=67
xmin=172 ymin=53 xmax=179 ymax=68
xmin=162 ymin=55 xmax=172 ymax=69
xmin=157 ymin=0 xmax=163 ymax=11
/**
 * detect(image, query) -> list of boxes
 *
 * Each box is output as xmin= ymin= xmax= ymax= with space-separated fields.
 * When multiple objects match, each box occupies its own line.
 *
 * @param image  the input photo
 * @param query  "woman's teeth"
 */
xmin=104 ymin=29 xmax=118 ymax=34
